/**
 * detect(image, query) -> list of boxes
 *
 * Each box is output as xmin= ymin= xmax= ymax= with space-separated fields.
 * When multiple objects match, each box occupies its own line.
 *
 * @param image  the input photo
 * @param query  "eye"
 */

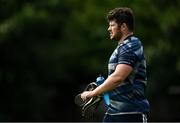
xmin=109 ymin=24 xmax=114 ymax=27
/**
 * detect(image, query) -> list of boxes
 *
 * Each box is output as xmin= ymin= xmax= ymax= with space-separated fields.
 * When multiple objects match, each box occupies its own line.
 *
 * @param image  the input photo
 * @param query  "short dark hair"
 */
xmin=107 ymin=7 xmax=134 ymax=31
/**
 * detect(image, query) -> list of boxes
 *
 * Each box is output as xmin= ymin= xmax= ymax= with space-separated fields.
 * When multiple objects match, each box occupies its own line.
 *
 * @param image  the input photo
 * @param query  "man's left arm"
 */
xmin=81 ymin=64 xmax=133 ymax=100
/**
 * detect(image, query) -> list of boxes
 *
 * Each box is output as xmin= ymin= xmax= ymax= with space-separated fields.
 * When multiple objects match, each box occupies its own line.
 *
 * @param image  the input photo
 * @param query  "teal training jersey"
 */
xmin=107 ymin=35 xmax=150 ymax=115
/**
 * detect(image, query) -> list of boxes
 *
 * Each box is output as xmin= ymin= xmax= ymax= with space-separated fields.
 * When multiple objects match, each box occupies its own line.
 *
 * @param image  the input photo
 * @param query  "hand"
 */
xmin=80 ymin=91 xmax=93 ymax=101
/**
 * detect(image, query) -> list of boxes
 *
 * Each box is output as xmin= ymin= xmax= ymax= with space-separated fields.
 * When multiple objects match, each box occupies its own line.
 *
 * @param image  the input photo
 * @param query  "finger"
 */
xmin=81 ymin=93 xmax=86 ymax=101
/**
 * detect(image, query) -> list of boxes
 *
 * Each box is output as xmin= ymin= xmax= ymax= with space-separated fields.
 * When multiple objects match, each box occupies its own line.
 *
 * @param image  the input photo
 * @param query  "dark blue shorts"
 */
xmin=103 ymin=113 xmax=148 ymax=122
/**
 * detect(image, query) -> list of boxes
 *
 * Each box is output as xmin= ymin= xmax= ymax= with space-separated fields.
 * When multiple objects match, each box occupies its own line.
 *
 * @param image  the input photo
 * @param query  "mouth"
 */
xmin=110 ymin=33 xmax=113 ymax=37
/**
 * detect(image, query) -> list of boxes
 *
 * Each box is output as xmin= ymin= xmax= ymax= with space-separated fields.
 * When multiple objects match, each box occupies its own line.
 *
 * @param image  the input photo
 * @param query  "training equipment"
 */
xmin=74 ymin=82 xmax=102 ymax=117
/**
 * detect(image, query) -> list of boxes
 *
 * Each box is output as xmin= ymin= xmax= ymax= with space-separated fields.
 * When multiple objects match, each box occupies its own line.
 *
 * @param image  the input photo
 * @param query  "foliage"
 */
xmin=0 ymin=0 xmax=180 ymax=121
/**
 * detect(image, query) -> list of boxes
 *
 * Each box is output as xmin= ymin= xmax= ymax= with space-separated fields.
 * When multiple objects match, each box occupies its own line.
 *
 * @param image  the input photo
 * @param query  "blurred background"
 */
xmin=0 ymin=0 xmax=180 ymax=121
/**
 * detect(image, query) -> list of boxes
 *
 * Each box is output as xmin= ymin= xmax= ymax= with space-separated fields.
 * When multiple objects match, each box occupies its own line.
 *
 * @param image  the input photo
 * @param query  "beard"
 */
xmin=111 ymin=30 xmax=123 ymax=41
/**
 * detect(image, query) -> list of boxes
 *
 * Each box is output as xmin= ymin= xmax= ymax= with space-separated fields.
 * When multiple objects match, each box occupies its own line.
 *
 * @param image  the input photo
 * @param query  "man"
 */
xmin=81 ymin=7 xmax=150 ymax=122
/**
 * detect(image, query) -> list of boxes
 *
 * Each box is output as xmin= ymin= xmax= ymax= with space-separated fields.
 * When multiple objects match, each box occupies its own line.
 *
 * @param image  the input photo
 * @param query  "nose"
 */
xmin=108 ymin=26 xmax=111 ymax=32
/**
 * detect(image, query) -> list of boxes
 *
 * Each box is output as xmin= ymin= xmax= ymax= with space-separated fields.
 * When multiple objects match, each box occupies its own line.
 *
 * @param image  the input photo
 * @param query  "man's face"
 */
xmin=108 ymin=20 xmax=122 ymax=40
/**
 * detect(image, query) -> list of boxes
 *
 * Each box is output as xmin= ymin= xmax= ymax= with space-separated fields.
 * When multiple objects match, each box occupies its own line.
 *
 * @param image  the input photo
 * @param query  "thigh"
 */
xmin=103 ymin=113 xmax=146 ymax=122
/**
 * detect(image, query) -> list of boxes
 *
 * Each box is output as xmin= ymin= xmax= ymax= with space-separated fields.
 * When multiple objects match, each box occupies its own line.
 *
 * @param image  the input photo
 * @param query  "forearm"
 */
xmin=84 ymin=64 xmax=132 ymax=99
xmin=90 ymin=73 xmax=123 ymax=97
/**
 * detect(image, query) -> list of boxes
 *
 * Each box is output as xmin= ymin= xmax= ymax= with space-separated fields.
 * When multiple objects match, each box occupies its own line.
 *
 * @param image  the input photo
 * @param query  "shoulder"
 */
xmin=126 ymin=36 xmax=141 ymax=50
xmin=128 ymin=36 xmax=145 ymax=59
xmin=118 ymin=36 xmax=142 ymax=53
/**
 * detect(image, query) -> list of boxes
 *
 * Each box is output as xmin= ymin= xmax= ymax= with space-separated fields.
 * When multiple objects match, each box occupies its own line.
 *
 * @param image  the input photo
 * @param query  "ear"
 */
xmin=121 ymin=23 xmax=126 ymax=31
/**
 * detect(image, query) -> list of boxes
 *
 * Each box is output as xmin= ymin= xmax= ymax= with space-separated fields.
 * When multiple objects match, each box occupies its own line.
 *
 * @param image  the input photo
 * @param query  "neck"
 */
xmin=119 ymin=32 xmax=133 ymax=44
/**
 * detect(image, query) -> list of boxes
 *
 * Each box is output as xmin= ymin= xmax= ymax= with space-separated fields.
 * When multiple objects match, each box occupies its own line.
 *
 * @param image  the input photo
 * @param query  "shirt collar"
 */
xmin=118 ymin=34 xmax=134 ymax=46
